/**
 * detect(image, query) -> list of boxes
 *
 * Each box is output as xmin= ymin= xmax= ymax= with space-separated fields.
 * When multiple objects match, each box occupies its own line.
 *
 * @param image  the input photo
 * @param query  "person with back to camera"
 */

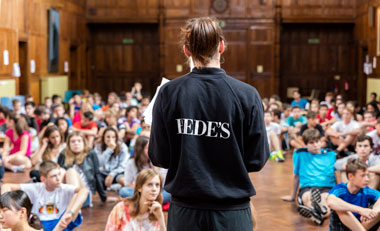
xmin=148 ymin=17 xmax=270 ymax=231
xmin=0 ymin=190 xmax=43 ymax=231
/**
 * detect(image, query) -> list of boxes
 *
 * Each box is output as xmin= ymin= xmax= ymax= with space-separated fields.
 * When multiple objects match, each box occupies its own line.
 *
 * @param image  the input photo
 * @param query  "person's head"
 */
xmin=104 ymin=109 xmax=118 ymax=126
xmin=52 ymin=94 xmax=62 ymax=104
xmin=346 ymin=158 xmax=369 ymax=188
xmin=34 ymin=105 xmax=50 ymax=121
xmin=180 ymin=17 xmax=226 ymax=67
xmin=24 ymin=102 xmax=35 ymax=117
xmin=141 ymin=96 xmax=150 ymax=106
xmin=126 ymin=106 xmax=138 ymax=120
xmin=355 ymin=135 xmax=373 ymax=160
xmin=264 ymin=111 xmax=272 ymax=126
xmin=42 ymin=125 xmax=63 ymax=152
xmin=126 ymin=169 xmax=162 ymax=221
xmin=319 ymin=104 xmax=329 ymax=118
xmin=337 ymin=103 xmax=346 ymax=115
xmin=107 ymin=92 xmax=118 ymax=105
xmin=12 ymin=99 xmax=22 ymax=112
xmin=52 ymin=103 xmax=65 ymax=118
xmin=363 ymin=111 xmax=375 ymax=122
xmin=306 ymin=111 xmax=318 ymax=127
xmin=125 ymin=92 xmax=133 ymax=100
xmin=283 ymin=103 xmax=291 ymax=118
xmin=325 ymin=92 xmax=334 ymax=103
xmin=0 ymin=190 xmax=42 ymax=230
xmin=366 ymin=102 xmax=380 ymax=116
xmin=346 ymin=101 xmax=355 ymax=113
xmin=80 ymin=102 xmax=93 ymax=114
xmin=94 ymin=93 xmax=102 ymax=105
xmin=271 ymin=109 xmax=282 ymax=122
xmin=39 ymin=161 xmax=62 ymax=189
xmin=133 ymin=136 xmax=150 ymax=172
xmin=65 ymin=132 xmax=88 ymax=166
xmin=302 ymin=128 xmax=321 ymax=154
xmin=55 ymin=117 xmax=69 ymax=141
xmin=44 ymin=97 xmax=52 ymax=108
xmin=336 ymin=94 xmax=344 ymax=105
xmin=86 ymin=94 xmax=95 ymax=105
xmin=310 ymin=103 xmax=320 ymax=113
xmin=72 ymin=94 xmax=81 ymax=105
xmin=25 ymin=95 xmax=34 ymax=103
xmin=110 ymin=102 xmax=120 ymax=113
xmin=370 ymin=92 xmax=378 ymax=102
xmin=292 ymin=90 xmax=301 ymax=100
xmin=269 ymin=95 xmax=280 ymax=104
xmin=291 ymin=106 xmax=301 ymax=120
xmin=342 ymin=107 xmax=353 ymax=123
xmin=268 ymin=102 xmax=279 ymax=112
xmin=0 ymin=106 xmax=8 ymax=120
xmin=6 ymin=112 xmax=29 ymax=136
xmin=81 ymin=111 xmax=94 ymax=127
xmin=101 ymin=127 xmax=121 ymax=157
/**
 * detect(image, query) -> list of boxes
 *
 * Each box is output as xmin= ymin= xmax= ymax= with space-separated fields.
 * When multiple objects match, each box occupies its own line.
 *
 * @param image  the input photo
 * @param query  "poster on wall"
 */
xmin=48 ymin=8 xmax=59 ymax=73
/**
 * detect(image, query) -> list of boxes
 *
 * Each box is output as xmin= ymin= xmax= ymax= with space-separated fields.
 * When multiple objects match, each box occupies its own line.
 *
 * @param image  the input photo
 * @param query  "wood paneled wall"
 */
xmin=0 ymin=0 xmax=86 ymax=103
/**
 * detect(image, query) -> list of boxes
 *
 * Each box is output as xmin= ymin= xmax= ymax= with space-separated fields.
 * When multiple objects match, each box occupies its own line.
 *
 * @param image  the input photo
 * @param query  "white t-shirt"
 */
xmin=20 ymin=183 xmax=76 ymax=221
xmin=367 ymin=130 xmax=380 ymax=155
xmin=266 ymin=122 xmax=281 ymax=146
xmin=331 ymin=120 xmax=360 ymax=134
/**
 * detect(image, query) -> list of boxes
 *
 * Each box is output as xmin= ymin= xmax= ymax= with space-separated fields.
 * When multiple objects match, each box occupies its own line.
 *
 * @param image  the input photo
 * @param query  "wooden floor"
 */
xmin=3 ymin=153 xmax=329 ymax=231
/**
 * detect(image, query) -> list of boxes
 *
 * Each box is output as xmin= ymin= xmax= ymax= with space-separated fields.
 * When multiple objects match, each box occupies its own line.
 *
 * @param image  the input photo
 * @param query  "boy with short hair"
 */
xmin=282 ymin=128 xmax=336 ymax=225
xmin=367 ymin=118 xmax=380 ymax=155
xmin=327 ymin=158 xmax=380 ymax=231
xmin=1 ymin=161 xmax=88 ymax=231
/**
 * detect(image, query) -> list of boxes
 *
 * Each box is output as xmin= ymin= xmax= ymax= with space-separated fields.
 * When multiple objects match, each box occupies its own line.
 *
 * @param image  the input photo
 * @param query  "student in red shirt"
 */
xmin=318 ymin=104 xmax=336 ymax=130
xmin=72 ymin=111 xmax=98 ymax=148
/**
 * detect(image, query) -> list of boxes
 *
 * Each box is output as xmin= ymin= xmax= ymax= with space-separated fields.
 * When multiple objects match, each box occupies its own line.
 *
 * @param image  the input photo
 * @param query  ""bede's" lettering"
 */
xmin=176 ymin=118 xmax=230 ymax=139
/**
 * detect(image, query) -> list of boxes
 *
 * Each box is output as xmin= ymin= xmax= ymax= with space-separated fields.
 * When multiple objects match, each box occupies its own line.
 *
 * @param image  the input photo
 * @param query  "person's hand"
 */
xmin=42 ymin=138 xmax=49 ymax=147
xmin=146 ymin=201 xmax=163 ymax=219
xmin=359 ymin=208 xmax=378 ymax=221
xmin=281 ymin=195 xmax=295 ymax=202
xmin=68 ymin=98 xmax=74 ymax=105
xmin=105 ymin=175 xmax=114 ymax=188
xmin=57 ymin=213 xmax=73 ymax=230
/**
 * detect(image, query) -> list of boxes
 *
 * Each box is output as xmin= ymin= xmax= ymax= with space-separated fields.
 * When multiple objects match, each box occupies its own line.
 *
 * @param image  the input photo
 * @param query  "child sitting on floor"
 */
xmin=327 ymin=158 xmax=380 ymax=231
xmin=281 ymin=128 xmax=336 ymax=225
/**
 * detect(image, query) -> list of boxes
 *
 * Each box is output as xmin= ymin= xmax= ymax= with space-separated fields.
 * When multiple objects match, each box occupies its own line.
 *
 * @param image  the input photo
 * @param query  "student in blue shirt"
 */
xmin=327 ymin=158 xmax=380 ymax=231
xmin=281 ymin=128 xmax=336 ymax=225
xmin=291 ymin=90 xmax=309 ymax=109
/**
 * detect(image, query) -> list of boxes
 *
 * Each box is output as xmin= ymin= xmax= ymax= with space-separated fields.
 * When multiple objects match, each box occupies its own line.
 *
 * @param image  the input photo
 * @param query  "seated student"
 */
xmin=58 ymin=132 xmax=108 ymax=202
xmin=55 ymin=117 xmax=70 ymax=143
xmin=1 ymin=161 xmax=88 ymax=231
xmin=52 ymin=94 xmax=63 ymax=105
xmin=326 ymin=107 xmax=361 ymax=155
xmin=119 ymin=136 xmax=170 ymax=204
xmin=347 ymin=101 xmax=363 ymax=122
xmin=119 ymin=106 xmax=141 ymax=141
xmin=105 ymin=169 xmax=166 ymax=231
xmin=308 ymin=100 xmax=320 ymax=113
xmin=361 ymin=111 xmax=377 ymax=133
xmin=281 ymin=128 xmax=336 ymax=225
xmin=12 ymin=99 xmax=25 ymax=115
xmin=0 ymin=190 xmax=43 ymax=231
xmin=94 ymin=126 xmax=128 ymax=189
xmin=2 ymin=112 xmax=32 ymax=172
xmin=334 ymin=135 xmax=380 ymax=189
xmin=52 ymin=103 xmax=72 ymax=128
xmin=318 ymin=103 xmax=336 ymax=130
xmin=97 ymin=109 xmax=126 ymax=141
xmin=290 ymin=111 xmax=327 ymax=149
xmin=327 ymin=158 xmax=380 ymax=231
xmin=68 ymin=93 xmax=82 ymax=121
xmin=291 ymin=90 xmax=309 ymax=110
xmin=44 ymin=97 xmax=53 ymax=112
xmin=264 ymin=111 xmax=284 ymax=162
xmin=72 ymin=111 xmax=97 ymax=148
xmin=367 ymin=118 xmax=380 ymax=155
xmin=24 ymin=102 xmax=38 ymax=131
xmin=286 ymin=106 xmax=307 ymax=131
xmin=31 ymin=125 xmax=66 ymax=166
xmin=331 ymin=102 xmax=346 ymax=121
xmin=34 ymin=105 xmax=54 ymax=133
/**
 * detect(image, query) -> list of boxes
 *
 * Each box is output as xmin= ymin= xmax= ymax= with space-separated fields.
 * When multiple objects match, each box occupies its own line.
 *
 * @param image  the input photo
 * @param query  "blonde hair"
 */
xmin=64 ymin=132 xmax=89 ymax=166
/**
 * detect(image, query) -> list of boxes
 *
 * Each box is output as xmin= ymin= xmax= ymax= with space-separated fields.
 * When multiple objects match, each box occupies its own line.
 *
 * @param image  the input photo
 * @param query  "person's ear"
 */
xmin=219 ymin=40 xmax=225 ymax=54
xmin=40 ymin=175 xmax=46 ymax=183
xmin=183 ymin=45 xmax=191 ymax=57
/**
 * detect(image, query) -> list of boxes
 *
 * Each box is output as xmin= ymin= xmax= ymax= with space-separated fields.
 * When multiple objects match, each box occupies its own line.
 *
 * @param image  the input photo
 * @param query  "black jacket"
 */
xmin=149 ymin=67 xmax=270 ymax=209
xmin=58 ymin=149 xmax=107 ymax=202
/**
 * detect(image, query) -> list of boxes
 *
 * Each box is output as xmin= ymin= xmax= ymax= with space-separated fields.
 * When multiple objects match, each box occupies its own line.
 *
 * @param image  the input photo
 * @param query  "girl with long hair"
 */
xmin=58 ymin=131 xmax=108 ymax=203
xmin=0 ymin=190 xmax=43 ymax=231
xmin=94 ymin=126 xmax=128 ymax=188
xmin=2 ymin=112 xmax=32 ymax=172
xmin=55 ymin=117 xmax=70 ymax=142
xmin=105 ymin=169 xmax=166 ymax=231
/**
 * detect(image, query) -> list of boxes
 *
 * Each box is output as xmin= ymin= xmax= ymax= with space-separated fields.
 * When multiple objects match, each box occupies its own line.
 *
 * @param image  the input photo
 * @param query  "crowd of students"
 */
xmin=266 ymin=90 xmax=380 ymax=230
xmin=0 ymin=82 xmax=168 ymax=231
xmin=1 ymin=82 xmax=380 ymax=230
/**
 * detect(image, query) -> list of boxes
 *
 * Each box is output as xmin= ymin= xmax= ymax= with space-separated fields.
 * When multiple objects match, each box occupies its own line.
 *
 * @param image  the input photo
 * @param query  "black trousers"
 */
xmin=167 ymin=203 xmax=253 ymax=231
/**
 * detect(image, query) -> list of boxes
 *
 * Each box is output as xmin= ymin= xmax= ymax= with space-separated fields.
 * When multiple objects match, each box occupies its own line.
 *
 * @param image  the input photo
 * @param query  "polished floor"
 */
xmin=3 ymin=153 xmax=329 ymax=231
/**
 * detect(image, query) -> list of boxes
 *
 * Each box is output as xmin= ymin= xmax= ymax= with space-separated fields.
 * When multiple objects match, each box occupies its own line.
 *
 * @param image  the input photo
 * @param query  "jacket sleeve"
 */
xmin=148 ymin=90 xmax=171 ymax=169
xmin=243 ymin=90 xmax=270 ymax=172
xmin=91 ymin=150 xmax=107 ymax=202
xmin=57 ymin=152 xmax=67 ymax=169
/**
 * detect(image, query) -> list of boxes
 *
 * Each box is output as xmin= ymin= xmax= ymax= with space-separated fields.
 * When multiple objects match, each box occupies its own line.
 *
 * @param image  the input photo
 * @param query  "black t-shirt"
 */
xmin=149 ymin=67 xmax=270 ymax=209
xmin=299 ymin=123 xmax=325 ymax=137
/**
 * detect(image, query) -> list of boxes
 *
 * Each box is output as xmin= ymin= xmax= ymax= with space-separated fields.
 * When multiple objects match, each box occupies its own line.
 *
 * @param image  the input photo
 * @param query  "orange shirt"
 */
xmin=73 ymin=121 xmax=97 ymax=130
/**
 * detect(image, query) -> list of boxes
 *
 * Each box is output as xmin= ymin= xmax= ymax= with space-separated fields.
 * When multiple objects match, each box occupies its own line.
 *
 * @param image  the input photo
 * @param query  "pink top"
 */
xmin=5 ymin=129 xmax=31 ymax=157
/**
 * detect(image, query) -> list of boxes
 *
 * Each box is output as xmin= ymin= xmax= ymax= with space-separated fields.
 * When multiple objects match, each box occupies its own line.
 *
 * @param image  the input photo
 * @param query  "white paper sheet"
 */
xmin=143 ymin=77 xmax=170 ymax=125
